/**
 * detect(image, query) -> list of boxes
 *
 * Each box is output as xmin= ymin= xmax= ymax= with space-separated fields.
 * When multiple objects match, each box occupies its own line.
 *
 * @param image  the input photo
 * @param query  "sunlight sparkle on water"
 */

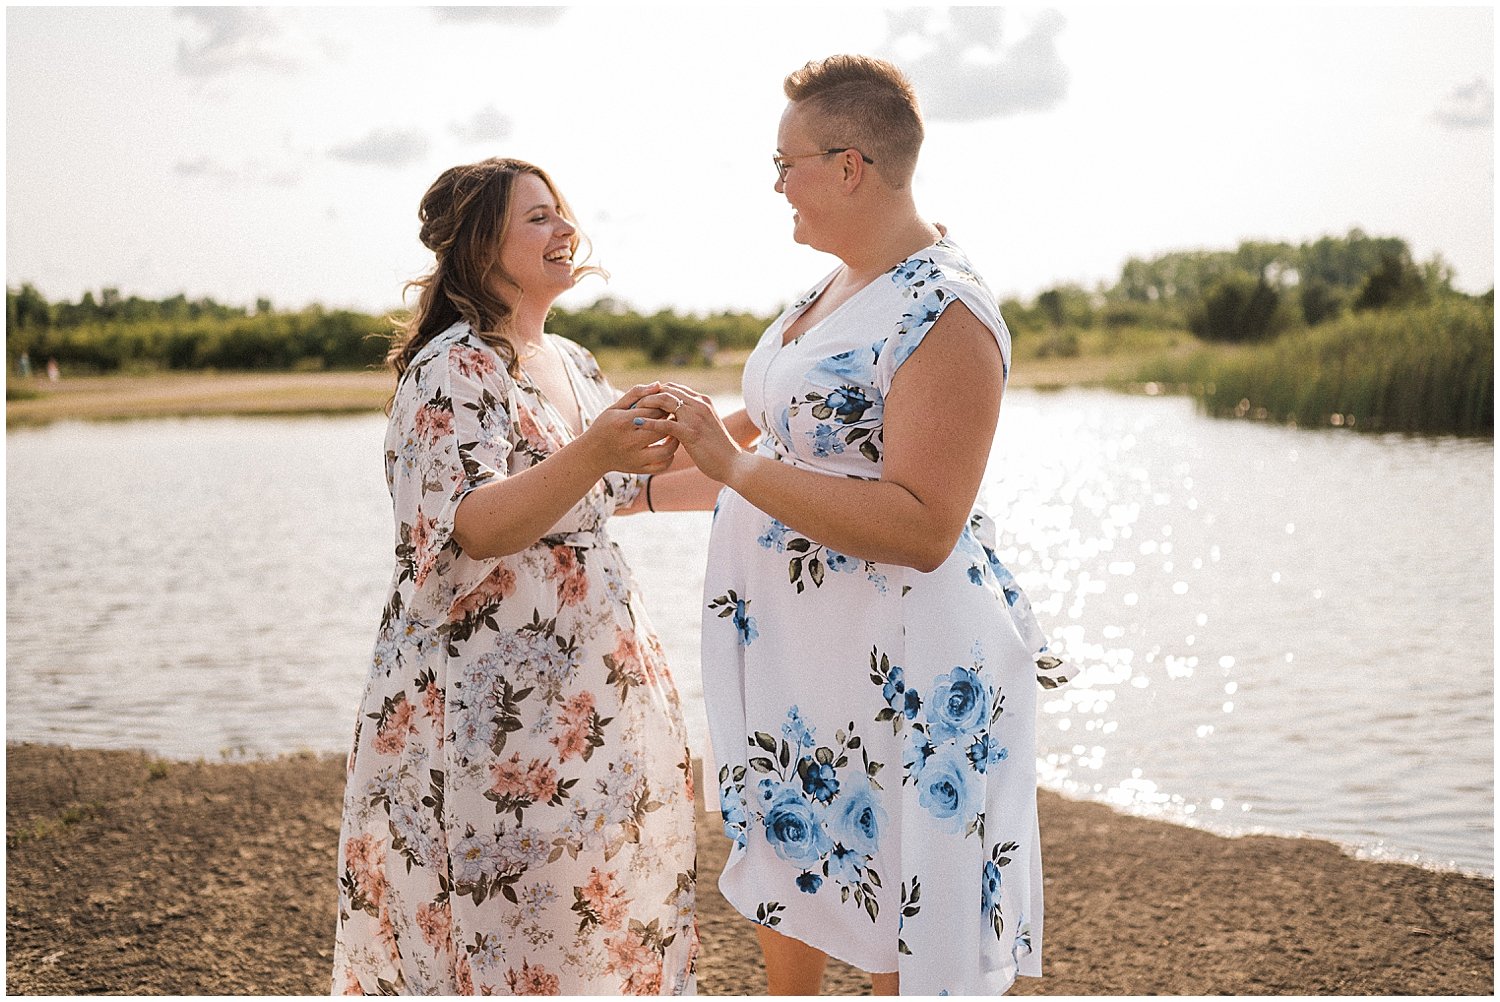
xmin=5 ymin=389 xmax=1488 ymax=874
xmin=988 ymin=390 xmax=1492 ymax=872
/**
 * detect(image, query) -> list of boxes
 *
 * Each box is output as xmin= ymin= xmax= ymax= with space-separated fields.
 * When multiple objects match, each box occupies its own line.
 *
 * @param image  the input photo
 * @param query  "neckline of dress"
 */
xmin=777 ymin=238 xmax=949 ymax=350
xmin=777 ymin=268 xmax=874 ymax=350
xmin=517 ymin=335 xmax=587 ymax=440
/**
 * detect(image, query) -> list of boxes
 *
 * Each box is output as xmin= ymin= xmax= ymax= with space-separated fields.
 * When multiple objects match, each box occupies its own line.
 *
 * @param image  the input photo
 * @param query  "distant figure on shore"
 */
xmin=638 ymin=55 xmax=1073 ymax=995
xmin=18 ymin=352 xmax=31 ymax=378
xmin=329 ymin=157 xmax=753 ymax=994
xmin=45 ymin=356 xmax=59 ymax=381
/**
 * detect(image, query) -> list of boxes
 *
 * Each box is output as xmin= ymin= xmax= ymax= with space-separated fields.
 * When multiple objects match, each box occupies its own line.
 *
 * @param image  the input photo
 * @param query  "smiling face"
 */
xmin=774 ymin=101 xmax=845 ymax=250
xmin=493 ymin=172 xmax=579 ymax=308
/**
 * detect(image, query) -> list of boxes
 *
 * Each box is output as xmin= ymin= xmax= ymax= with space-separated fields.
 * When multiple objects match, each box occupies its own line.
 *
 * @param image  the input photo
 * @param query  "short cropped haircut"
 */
xmin=783 ymin=54 xmax=924 ymax=188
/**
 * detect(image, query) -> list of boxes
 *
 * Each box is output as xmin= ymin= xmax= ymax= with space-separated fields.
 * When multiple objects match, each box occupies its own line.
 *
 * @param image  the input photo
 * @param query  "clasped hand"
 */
xmin=581 ymin=383 xmax=683 ymax=476
xmin=631 ymin=381 xmax=745 ymax=485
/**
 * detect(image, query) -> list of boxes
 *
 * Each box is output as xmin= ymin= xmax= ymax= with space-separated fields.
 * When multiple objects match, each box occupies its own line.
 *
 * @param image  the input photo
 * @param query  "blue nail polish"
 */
xmin=633 ymin=417 xmax=645 ymax=427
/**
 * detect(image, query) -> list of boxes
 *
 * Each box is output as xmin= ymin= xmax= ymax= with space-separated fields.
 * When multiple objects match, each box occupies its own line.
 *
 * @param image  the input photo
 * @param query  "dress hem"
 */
xmin=716 ymin=851 xmax=1029 ymax=994
xmin=716 ymin=858 xmax=898 ymax=977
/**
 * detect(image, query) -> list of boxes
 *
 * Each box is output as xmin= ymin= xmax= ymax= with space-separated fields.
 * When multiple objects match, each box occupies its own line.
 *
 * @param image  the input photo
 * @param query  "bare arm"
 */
xmin=630 ymin=466 xmax=728 ymax=512
xmin=641 ymin=303 xmax=1002 ymax=570
xmin=723 ymin=408 xmax=761 ymax=447
xmin=453 ymin=385 xmax=680 ymax=557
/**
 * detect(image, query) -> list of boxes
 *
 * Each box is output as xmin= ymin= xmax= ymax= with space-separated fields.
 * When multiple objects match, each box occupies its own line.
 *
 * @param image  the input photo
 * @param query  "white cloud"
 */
xmin=4 ymin=5 xmax=1491 ymax=310
xmin=174 ymin=155 xmax=301 ymax=188
xmin=329 ymin=129 xmax=431 ymax=169
xmin=881 ymin=7 xmax=1069 ymax=122
xmin=450 ymin=105 xmax=513 ymax=145
xmin=432 ymin=7 xmax=566 ymax=26
xmin=174 ymin=155 xmax=238 ymax=183
xmin=174 ymin=7 xmax=303 ymax=77
xmin=1434 ymin=77 xmax=1493 ymax=130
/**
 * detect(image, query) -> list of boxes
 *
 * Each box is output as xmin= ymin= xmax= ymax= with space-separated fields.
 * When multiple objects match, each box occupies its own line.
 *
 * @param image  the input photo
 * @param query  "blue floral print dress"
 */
xmin=701 ymin=239 xmax=1071 ymax=995
xmin=332 ymin=323 xmax=697 ymax=995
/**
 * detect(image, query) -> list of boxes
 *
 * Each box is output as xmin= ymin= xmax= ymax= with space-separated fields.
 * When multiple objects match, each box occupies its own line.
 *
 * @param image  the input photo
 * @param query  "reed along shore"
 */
xmin=5 ymin=742 xmax=1492 ymax=995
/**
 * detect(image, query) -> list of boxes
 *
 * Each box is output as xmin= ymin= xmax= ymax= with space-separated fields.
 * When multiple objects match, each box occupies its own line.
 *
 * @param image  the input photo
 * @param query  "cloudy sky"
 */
xmin=6 ymin=5 xmax=1493 ymax=317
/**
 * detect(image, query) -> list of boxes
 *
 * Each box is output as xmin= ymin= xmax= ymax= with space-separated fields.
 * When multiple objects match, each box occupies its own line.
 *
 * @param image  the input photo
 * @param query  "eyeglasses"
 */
xmin=772 ymin=147 xmax=875 ymax=182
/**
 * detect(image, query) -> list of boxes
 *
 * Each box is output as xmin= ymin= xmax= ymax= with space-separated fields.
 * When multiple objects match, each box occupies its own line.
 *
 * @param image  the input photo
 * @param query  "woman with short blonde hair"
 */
xmin=643 ymin=55 xmax=1071 ymax=995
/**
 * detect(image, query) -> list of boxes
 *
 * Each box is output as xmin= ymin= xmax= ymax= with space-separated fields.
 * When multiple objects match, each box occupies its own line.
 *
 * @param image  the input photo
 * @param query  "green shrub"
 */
xmin=1174 ymin=299 xmax=1492 ymax=435
xmin=1188 ymin=273 xmax=1293 ymax=342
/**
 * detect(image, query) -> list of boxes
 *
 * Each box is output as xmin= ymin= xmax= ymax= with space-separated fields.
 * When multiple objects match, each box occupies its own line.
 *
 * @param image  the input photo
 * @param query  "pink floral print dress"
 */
xmin=332 ymin=322 xmax=697 ymax=995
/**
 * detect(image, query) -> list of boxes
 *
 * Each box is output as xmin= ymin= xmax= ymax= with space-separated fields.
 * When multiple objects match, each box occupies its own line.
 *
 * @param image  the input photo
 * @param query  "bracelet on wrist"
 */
xmin=644 ymin=474 xmax=656 ymax=512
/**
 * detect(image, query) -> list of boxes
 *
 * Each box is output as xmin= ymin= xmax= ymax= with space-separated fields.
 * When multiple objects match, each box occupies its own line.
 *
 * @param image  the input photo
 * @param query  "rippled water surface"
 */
xmin=7 ymin=389 xmax=1492 ymax=873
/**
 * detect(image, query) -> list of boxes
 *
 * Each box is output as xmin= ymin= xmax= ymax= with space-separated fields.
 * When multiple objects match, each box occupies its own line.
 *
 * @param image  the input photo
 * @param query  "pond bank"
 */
xmin=6 ymin=743 xmax=1492 ymax=994
xmin=3 ymin=351 xmax=1151 ymax=427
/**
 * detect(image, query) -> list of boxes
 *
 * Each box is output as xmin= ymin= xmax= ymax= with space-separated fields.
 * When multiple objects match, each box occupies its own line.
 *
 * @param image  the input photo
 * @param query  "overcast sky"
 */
xmin=6 ymin=5 xmax=1494 ymax=317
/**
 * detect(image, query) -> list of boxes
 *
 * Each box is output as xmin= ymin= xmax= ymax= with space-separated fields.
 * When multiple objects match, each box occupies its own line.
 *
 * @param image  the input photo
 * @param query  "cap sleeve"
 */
xmin=390 ymin=336 xmax=516 ymax=589
xmin=874 ymin=281 xmax=1013 ymax=398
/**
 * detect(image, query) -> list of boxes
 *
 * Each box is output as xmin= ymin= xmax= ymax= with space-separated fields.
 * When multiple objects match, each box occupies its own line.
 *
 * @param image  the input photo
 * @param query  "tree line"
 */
xmin=4 ymin=286 xmax=773 ymax=374
xmin=1000 ymin=227 xmax=1487 ymax=346
xmin=6 ymin=228 xmax=1491 ymax=377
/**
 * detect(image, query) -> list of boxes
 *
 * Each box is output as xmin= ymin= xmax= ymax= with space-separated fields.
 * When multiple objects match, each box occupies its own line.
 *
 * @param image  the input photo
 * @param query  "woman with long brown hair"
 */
xmin=332 ymin=157 xmax=721 ymax=994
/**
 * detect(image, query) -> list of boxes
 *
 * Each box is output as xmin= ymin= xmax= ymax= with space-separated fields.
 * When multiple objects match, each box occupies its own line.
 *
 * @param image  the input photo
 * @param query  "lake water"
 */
xmin=6 ymin=388 xmax=1492 ymax=875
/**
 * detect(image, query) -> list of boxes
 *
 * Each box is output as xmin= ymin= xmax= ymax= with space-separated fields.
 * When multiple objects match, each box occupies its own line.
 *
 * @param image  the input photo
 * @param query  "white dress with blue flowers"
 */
xmin=701 ymin=239 xmax=1071 ymax=994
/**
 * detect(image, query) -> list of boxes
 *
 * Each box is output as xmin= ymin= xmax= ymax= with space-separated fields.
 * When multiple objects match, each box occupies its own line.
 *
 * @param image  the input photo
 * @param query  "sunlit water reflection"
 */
xmin=6 ymin=388 xmax=1492 ymax=874
xmin=987 ymin=390 xmax=1492 ymax=875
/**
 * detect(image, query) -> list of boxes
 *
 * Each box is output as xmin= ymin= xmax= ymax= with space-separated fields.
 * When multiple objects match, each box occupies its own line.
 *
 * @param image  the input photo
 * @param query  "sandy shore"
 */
xmin=3 ymin=352 xmax=1145 ymax=428
xmin=5 ymin=742 xmax=1491 ymax=995
xmin=3 ymin=365 xmax=747 ymax=427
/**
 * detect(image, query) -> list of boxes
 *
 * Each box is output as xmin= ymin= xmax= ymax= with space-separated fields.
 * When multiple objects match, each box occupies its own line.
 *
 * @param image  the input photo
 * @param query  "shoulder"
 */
xmin=876 ymin=240 xmax=1011 ymax=381
xmin=896 ymin=240 xmax=1008 ymax=343
xmin=403 ymin=322 xmax=512 ymax=401
xmin=889 ymin=239 xmax=999 ymax=309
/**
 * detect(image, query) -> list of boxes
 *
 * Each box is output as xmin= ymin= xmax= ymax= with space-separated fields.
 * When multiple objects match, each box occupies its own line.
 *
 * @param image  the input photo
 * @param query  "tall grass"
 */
xmin=1010 ymin=322 xmax=1188 ymax=363
xmin=1138 ymin=300 xmax=1493 ymax=436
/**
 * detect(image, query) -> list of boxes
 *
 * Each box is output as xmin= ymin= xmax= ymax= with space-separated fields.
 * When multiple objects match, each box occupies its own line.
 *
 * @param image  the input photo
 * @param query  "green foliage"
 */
xmin=1117 ymin=248 xmax=1246 ymax=305
xmin=1352 ymin=249 xmax=1429 ymax=312
xmin=9 ymin=227 xmax=1487 ymax=439
xmin=548 ymin=301 xmax=767 ymax=363
xmin=1188 ymin=273 xmax=1292 ymax=342
xmin=1143 ymin=299 xmax=1493 ymax=436
xmin=1298 ymin=280 xmax=1347 ymax=326
xmin=7 ymin=283 xmax=51 ymax=329
xmin=1034 ymin=329 xmax=1081 ymax=358
xmin=1299 ymin=229 xmax=1411 ymax=289
xmin=6 ymin=303 xmax=390 ymax=373
xmin=1032 ymin=284 xmax=1096 ymax=329
xmin=1035 ymin=289 xmax=1065 ymax=328
xmin=1110 ymin=228 xmax=1453 ymax=342
xmin=1006 ymin=284 xmax=1102 ymax=358
xmin=5 ymin=286 xmax=774 ymax=374
xmin=1098 ymin=297 xmax=1181 ymax=331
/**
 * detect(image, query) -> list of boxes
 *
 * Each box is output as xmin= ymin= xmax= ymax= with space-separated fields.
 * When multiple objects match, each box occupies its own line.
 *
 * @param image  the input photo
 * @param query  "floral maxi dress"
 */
xmin=702 ymin=239 xmax=1071 ymax=995
xmin=333 ymin=323 xmax=697 ymax=995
